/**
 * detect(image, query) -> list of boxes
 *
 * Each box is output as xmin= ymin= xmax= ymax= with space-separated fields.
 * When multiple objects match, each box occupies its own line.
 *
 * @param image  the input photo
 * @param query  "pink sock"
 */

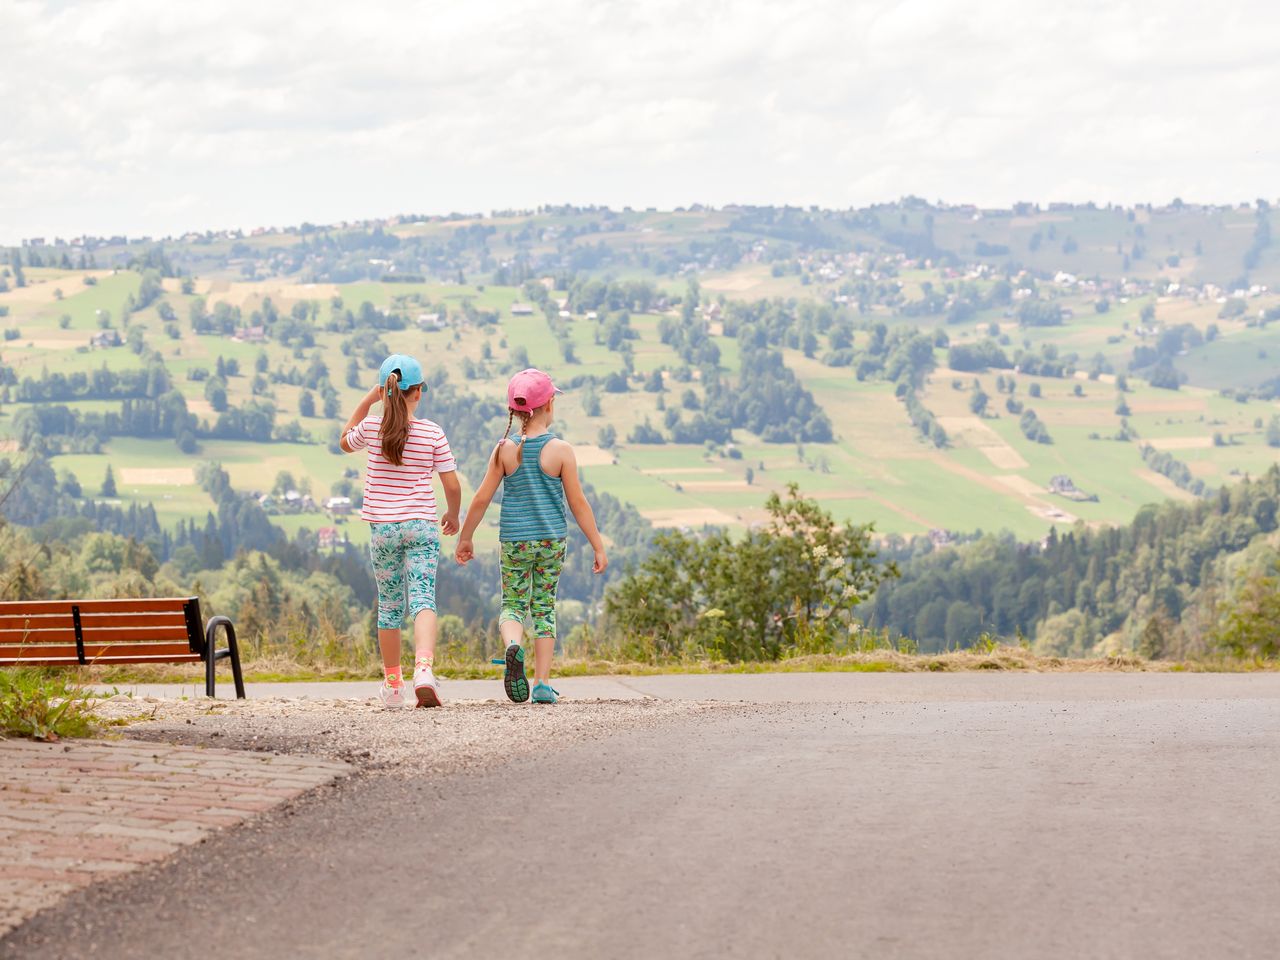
xmin=384 ymin=667 xmax=403 ymax=687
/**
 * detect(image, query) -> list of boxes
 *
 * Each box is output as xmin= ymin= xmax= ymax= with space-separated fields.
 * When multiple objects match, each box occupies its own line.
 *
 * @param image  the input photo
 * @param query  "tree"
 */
xmin=605 ymin=484 xmax=897 ymax=661
xmin=272 ymin=471 xmax=297 ymax=496
xmin=1269 ymin=417 xmax=1280 ymax=448
xmin=59 ymin=470 xmax=82 ymax=498
xmin=969 ymin=387 xmax=989 ymax=416
xmin=945 ymin=601 xmax=982 ymax=648
xmin=100 ymin=465 xmax=117 ymax=498
xmin=205 ymin=378 xmax=228 ymax=412
xmin=299 ymin=390 xmax=316 ymax=418
xmin=598 ymin=424 xmax=617 ymax=449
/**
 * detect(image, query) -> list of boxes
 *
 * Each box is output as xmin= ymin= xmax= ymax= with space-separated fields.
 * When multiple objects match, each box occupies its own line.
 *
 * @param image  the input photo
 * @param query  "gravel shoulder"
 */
xmin=94 ymin=695 xmax=726 ymax=773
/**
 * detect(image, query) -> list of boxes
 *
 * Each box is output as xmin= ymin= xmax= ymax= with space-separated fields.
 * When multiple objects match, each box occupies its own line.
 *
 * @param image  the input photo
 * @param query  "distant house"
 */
xmin=928 ymin=528 xmax=954 ymax=548
xmin=89 ymin=329 xmax=121 ymax=348
xmin=510 ymin=303 xmax=535 ymax=316
xmin=1049 ymin=475 xmax=1078 ymax=495
xmin=324 ymin=496 xmax=352 ymax=515
xmin=1049 ymin=475 xmax=1099 ymax=503
xmin=318 ymin=526 xmax=339 ymax=549
xmin=232 ymin=325 xmax=267 ymax=343
xmin=585 ymin=311 xmax=599 ymax=321
xmin=417 ymin=312 xmax=445 ymax=330
xmin=558 ymin=309 xmax=572 ymax=320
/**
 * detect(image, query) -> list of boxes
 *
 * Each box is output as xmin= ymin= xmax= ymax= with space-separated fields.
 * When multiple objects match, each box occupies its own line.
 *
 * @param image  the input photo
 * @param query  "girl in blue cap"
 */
xmin=341 ymin=354 xmax=461 ymax=708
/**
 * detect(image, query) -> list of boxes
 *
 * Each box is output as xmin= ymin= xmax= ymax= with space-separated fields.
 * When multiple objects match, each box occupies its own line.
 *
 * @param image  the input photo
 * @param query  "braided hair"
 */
xmin=491 ymin=409 xmax=534 ymax=469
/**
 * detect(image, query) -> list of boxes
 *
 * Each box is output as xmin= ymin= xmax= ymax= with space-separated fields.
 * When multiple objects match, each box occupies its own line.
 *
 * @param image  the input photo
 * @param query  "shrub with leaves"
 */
xmin=1215 ymin=564 xmax=1280 ymax=658
xmin=604 ymin=484 xmax=898 ymax=661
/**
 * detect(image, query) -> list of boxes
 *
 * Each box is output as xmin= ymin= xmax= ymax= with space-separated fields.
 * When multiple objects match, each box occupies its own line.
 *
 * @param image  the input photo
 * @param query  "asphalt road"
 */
xmin=8 ymin=674 xmax=1280 ymax=959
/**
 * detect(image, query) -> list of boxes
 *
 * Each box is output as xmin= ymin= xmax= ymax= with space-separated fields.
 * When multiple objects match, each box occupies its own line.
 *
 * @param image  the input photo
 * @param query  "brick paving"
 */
xmin=0 ymin=738 xmax=350 ymax=937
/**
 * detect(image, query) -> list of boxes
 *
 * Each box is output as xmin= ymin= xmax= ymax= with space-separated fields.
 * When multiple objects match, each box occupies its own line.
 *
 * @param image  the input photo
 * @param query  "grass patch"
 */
xmin=0 ymin=667 xmax=99 ymax=740
xmin=64 ymin=644 xmax=1279 ymax=687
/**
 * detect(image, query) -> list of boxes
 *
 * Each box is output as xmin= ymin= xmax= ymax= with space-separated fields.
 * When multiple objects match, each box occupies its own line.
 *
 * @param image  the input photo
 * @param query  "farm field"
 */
xmin=4 ymin=204 xmax=1280 ymax=551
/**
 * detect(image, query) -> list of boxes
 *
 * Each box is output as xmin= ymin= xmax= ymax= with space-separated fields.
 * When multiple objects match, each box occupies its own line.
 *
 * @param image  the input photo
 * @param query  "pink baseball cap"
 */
xmin=507 ymin=368 xmax=561 ymax=412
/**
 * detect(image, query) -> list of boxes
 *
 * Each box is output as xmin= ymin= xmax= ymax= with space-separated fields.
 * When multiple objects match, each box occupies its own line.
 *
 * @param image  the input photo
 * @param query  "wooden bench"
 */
xmin=0 ymin=597 xmax=245 ymax=698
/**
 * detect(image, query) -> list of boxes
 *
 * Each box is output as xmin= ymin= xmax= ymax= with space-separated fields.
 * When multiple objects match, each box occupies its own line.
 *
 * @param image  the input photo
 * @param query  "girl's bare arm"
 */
xmin=339 ymin=385 xmax=383 ymax=452
xmin=455 ymin=452 xmax=505 ymax=564
xmin=558 ymin=445 xmax=608 ymax=573
xmin=437 ymin=470 xmax=462 ymax=536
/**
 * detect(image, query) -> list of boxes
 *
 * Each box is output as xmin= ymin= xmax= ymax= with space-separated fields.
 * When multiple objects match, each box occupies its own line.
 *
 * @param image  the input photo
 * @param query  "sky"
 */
xmin=2 ymin=0 xmax=1278 ymax=243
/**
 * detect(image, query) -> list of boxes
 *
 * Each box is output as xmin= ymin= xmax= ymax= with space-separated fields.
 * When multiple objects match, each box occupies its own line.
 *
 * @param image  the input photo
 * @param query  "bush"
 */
xmin=1215 ymin=565 xmax=1280 ymax=657
xmin=605 ymin=484 xmax=898 ymax=661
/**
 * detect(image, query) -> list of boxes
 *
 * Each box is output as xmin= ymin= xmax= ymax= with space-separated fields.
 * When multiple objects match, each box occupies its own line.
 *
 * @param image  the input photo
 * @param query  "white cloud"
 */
xmin=1 ymin=0 xmax=1278 ymax=242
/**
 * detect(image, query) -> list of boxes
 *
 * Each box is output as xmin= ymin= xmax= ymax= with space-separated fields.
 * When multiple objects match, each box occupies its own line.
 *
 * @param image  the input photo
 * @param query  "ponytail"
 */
xmin=379 ymin=372 xmax=411 ymax=466
xmin=491 ymin=409 xmax=533 ymax=469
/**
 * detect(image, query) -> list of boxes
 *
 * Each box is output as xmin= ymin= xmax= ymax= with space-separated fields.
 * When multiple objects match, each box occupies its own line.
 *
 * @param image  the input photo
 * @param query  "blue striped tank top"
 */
xmin=499 ymin=432 xmax=567 ymax=542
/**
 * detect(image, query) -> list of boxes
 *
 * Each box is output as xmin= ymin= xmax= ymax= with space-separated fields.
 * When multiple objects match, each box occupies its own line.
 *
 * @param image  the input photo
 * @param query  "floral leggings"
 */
xmin=369 ymin=520 xmax=440 ymax=629
xmin=499 ymin=539 xmax=568 ymax=639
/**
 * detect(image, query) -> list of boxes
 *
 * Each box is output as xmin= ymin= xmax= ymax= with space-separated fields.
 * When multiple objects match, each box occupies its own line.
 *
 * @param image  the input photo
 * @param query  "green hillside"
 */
xmin=3 ymin=200 xmax=1280 ymax=555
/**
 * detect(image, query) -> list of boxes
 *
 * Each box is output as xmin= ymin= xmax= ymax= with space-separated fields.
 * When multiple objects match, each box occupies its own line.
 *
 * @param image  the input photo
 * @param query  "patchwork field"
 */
xmin=5 ymin=204 xmax=1280 ymax=549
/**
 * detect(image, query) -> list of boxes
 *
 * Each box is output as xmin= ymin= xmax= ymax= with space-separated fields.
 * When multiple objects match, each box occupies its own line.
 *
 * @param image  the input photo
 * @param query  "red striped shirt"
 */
xmin=345 ymin=416 xmax=457 ymax=523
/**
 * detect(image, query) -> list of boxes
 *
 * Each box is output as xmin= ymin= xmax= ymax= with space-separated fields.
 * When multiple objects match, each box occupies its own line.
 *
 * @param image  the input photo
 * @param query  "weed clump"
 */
xmin=0 ymin=668 xmax=97 ymax=741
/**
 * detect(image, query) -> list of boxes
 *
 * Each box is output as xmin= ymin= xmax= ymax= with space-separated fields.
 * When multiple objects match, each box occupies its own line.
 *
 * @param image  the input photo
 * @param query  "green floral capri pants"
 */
xmin=369 ymin=520 xmax=440 ymax=629
xmin=499 ymin=539 xmax=568 ymax=639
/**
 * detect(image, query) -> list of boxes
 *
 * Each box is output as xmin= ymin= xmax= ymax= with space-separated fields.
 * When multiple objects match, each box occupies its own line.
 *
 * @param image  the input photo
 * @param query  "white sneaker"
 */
xmin=380 ymin=680 xmax=407 ymax=710
xmin=413 ymin=665 xmax=442 ymax=708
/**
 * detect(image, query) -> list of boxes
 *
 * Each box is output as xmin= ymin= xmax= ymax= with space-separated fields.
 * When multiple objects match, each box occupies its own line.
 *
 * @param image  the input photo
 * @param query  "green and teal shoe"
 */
xmin=492 ymin=643 xmax=529 ymax=703
xmin=531 ymin=682 xmax=559 ymax=705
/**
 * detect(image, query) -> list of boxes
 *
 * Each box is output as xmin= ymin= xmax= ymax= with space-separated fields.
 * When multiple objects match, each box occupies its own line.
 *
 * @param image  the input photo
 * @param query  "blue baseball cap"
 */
xmin=378 ymin=354 xmax=424 ymax=390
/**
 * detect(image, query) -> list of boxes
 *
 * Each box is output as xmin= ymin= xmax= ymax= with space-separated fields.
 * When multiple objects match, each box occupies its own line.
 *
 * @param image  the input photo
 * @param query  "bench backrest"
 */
xmin=0 ymin=597 xmax=204 ymax=666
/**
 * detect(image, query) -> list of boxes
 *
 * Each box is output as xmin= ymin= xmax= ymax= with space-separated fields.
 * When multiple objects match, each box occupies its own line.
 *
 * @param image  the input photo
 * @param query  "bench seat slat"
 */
xmin=0 ymin=642 xmax=199 ymax=663
xmin=0 ymin=614 xmax=187 ymax=632
xmin=0 ymin=652 xmax=203 ymax=666
xmin=0 ymin=598 xmax=194 ymax=616
xmin=0 ymin=626 xmax=193 ymax=646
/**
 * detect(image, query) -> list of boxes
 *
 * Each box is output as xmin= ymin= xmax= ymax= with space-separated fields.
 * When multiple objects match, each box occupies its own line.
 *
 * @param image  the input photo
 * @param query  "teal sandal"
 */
xmin=531 ymin=682 xmax=559 ymax=704
xmin=491 ymin=643 xmax=529 ymax=703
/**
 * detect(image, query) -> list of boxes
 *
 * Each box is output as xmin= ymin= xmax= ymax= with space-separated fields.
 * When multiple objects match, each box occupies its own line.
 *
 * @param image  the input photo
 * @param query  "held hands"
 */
xmin=440 ymin=511 xmax=459 ymax=537
xmin=593 ymin=548 xmax=609 ymax=574
xmin=455 ymin=539 xmax=474 ymax=565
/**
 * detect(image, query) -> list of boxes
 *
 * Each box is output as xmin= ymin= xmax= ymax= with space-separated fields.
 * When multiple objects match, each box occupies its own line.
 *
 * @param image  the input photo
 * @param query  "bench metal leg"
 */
xmin=204 ymin=616 xmax=246 ymax=699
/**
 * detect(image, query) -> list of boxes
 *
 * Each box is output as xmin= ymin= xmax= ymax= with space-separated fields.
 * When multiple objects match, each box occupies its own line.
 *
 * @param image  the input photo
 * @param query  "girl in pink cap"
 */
xmin=455 ymin=368 xmax=608 ymax=704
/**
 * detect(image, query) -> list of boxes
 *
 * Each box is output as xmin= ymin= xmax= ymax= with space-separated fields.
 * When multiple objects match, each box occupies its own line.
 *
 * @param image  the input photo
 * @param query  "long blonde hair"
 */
xmin=491 ymin=408 xmax=534 ymax=468
xmin=379 ymin=372 xmax=413 ymax=466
